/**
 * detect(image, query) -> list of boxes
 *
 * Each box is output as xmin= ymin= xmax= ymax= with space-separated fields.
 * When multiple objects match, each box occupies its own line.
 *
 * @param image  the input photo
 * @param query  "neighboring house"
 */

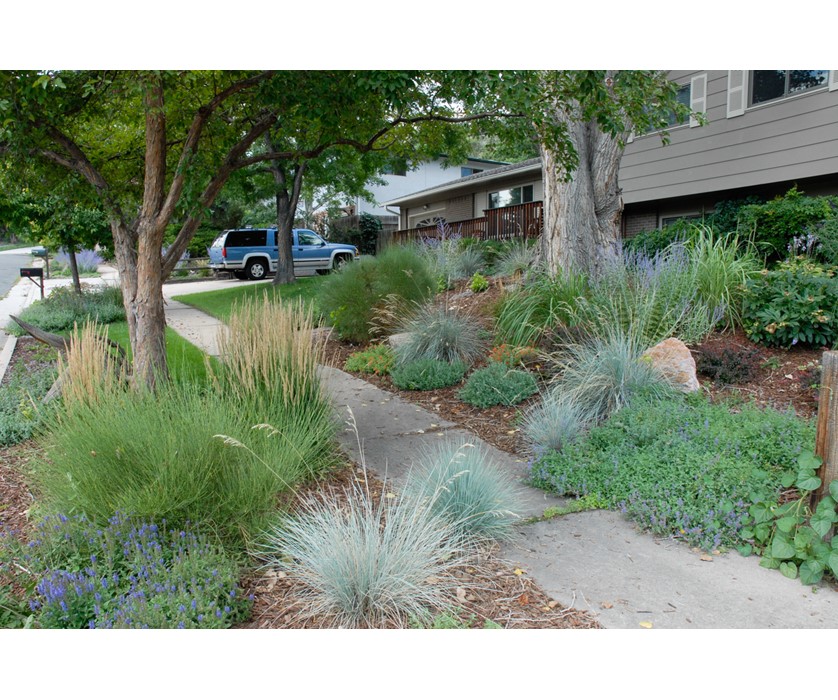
xmin=386 ymin=70 xmax=838 ymax=240
xmin=384 ymin=158 xmax=544 ymax=241
xmin=341 ymin=156 xmax=507 ymax=219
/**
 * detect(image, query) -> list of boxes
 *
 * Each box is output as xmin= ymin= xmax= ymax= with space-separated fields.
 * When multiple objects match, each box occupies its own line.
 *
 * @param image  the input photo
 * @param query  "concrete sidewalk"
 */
xmin=158 ymin=279 xmax=838 ymax=629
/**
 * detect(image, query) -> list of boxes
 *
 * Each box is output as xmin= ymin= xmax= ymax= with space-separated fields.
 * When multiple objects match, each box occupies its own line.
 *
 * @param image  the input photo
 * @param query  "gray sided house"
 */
xmin=621 ymin=70 xmax=838 ymax=236
xmin=386 ymin=70 xmax=838 ymax=241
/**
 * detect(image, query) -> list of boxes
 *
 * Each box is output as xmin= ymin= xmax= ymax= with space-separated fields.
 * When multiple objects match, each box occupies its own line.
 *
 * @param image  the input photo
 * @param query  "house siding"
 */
xmin=621 ymin=70 xmax=838 ymax=205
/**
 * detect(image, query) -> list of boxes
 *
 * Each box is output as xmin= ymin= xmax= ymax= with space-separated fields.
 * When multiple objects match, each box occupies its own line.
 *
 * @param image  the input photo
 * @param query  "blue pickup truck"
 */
xmin=208 ymin=228 xmax=358 ymax=280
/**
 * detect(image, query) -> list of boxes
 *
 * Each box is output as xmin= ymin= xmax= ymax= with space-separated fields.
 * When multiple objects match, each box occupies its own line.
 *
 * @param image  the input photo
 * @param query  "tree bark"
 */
xmin=268 ymin=144 xmax=307 ymax=286
xmin=68 ymin=246 xmax=82 ymax=294
xmin=540 ymin=117 xmax=625 ymax=278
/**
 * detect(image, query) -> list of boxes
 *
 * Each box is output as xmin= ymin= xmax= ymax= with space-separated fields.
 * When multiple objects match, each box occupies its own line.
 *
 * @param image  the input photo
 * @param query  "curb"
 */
xmin=0 ymin=333 xmax=18 ymax=386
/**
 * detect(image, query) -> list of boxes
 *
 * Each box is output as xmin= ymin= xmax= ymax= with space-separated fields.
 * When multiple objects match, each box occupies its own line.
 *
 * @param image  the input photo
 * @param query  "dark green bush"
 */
xmin=317 ymin=245 xmax=436 ymax=342
xmin=742 ymin=258 xmax=838 ymax=348
xmin=622 ymin=219 xmax=699 ymax=257
xmin=333 ymin=213 xmax=381 ymax=255
xmin=738 ymin=187 xmax=838 ymax=260
xmin=390 ymin=358 xmax=466 ymax=391
xmin=458 ymin=362 xmax=538 ymax=408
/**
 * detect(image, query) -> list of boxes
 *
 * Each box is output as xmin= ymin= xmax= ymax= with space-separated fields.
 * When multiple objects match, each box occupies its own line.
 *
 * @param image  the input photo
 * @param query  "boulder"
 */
xmin=641 ymin=337 xmax=700 ymax=393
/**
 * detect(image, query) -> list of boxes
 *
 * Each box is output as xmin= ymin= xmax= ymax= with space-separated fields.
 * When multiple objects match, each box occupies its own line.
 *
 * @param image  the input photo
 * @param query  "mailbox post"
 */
xmin=20 ymin=267 xmax=44 ymax=299
xmin=30 ymin=246 xmax=50 ymax=279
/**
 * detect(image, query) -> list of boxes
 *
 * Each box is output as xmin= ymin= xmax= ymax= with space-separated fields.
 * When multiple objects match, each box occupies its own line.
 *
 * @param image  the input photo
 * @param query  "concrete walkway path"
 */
xmin=3 ymin=271 xmax=837 ymax=628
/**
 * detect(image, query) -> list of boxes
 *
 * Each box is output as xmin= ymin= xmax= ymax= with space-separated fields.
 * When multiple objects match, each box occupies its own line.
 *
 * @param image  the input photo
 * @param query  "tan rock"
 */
xmin=641 ymin=337 xmax=699 ymax=393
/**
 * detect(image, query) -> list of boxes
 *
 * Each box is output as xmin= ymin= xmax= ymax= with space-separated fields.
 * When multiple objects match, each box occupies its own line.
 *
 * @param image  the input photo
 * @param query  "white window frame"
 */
xmin=659 ymin=212 xmax=702 ymax=228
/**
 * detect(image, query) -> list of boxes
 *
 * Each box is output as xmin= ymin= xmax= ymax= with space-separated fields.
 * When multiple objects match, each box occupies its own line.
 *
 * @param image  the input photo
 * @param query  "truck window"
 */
xmin=226 ymin=230 xmax=267 ymax=247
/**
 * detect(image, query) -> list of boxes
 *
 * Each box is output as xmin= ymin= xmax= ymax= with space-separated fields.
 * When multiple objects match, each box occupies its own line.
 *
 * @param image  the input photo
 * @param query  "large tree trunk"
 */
xmin=540 ymin=118 xmax=625 ymax=279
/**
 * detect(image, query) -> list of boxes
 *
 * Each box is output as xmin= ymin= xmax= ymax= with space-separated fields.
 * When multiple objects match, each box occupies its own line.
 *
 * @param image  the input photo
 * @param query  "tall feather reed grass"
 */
xmin=58 ymin=320 xmax=127 ymax=411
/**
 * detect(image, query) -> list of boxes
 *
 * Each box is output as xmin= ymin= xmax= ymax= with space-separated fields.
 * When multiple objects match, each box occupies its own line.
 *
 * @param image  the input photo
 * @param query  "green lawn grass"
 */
xmin=106 ymin=322 xmax=214 ymax=384
xmin=172 ymin=277 xmax=323 ymax=323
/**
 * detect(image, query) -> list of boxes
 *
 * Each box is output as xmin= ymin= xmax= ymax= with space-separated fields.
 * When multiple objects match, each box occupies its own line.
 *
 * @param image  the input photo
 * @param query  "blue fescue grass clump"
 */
xmin=404 ymin=441 xmax=522 ymax=545
xmin=529 ymin=394 xmax=815 ymax=551
xmin=6 ymin=512 xmax=250 ymax=629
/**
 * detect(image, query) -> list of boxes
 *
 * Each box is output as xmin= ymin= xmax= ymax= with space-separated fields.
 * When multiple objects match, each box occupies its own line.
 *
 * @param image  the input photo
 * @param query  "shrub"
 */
xmin=469 ymin=272 xmax=489 ymax=293
xmin=53 ymin=248 xmax=104 ymax=275
xmin=521 ymin=390 xmax=591 ymax=454
xmin=317 ymin=245 xmax=435 ymax=342
xmin=529 ymin=394 xmax=815 ymax=551
xmin=457 ymin=362 xmax=538 ymax=408
xmin=742 ymin=258 xmax=838 ymax=348
xmin=11 ymin=284 xmax=125 ymax=335
xmin=572 ymin=244 xmax=721 ymax=347
xmin=344 ymin=344 xmax=395 ymax=376
xmin=8 ymin=513 xmax=249 ymax=629
xmin=404 ymin=441 xmax=522 ymax=544
xmin=694 ymin=345 xmax=759 ymax=384
xmin=395 ymin=303 xmax=486 ymax=366
xmin=390 ymin=358 xmax=466 ymax=391
xmin=333 ymin=213 xmax=381 ymax=255
xmin=813 ymin=218 xmax=838 ymax=266
xmin=738 ymin=187 xmax=838 ymax=260
xmin=622 ymin=218 xmax=699 ymax=257
xmin=257 ymin=484 xmax=469 ymax=628
xmin=549 ymin=328 xmax=675 ymax=422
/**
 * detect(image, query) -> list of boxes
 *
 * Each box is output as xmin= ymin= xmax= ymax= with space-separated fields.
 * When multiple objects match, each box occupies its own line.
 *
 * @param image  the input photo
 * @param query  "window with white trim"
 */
xmin=750 ymin=70 xmax=829 ymax=105
xmin=488 ymin=185 xmax=533 ymax=209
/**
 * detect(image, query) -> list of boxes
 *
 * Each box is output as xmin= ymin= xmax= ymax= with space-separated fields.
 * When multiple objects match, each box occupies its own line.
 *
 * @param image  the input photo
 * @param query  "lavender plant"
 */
xmin=54 ymin=248 xmax=104 ymax=274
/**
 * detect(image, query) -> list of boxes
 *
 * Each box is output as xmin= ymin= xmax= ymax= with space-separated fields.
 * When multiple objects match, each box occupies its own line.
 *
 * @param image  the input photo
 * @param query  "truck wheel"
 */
xmin=332 ymin=254 xmax=350 ymax=272
xmin=246 ymin=259 xmax=268 ymax=281
xmin=233 ymin=270 xmax=248 ymax=280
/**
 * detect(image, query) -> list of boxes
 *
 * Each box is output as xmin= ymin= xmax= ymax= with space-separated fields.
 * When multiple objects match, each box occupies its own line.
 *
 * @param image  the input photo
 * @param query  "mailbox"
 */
xmin=20 ymin=267 xmax=44 ymax=278
xmin=31 ymin=247 xmax=48 ymax=257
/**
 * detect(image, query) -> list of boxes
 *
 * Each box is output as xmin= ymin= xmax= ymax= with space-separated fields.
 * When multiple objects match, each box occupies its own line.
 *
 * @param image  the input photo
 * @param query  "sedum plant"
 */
xmin=390 ymin=358 xmax=466 ymax=391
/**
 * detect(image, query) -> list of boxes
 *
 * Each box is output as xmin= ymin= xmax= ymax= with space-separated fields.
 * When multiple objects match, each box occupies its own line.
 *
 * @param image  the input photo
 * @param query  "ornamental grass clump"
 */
xmin=457 ymin=361 xmax=538 ymax=408
xmin=521 ymin=390 xmax=592 ymax=454
xmin=257 ymin=483 xmax=469 ymax=628
xmin=11 ymin=284 xmax=125 ymax=335
xmin=7 ymin=512 xmax=250 ymax=629
xmin=550 ymin=327 xmax=675 ymax=423
xmin=394 ymin=302 xmax=486 ymax=366
xmin=404 ymin=440 xmax=522 ymax=545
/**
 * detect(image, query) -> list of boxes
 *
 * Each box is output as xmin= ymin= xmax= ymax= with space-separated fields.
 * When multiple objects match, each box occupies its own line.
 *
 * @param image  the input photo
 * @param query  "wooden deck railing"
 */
xmin=391 ymin=201 xmax=543 ymax=244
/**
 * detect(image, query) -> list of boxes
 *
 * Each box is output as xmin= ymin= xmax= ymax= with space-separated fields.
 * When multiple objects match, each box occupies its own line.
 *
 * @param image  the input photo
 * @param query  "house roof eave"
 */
xmin=383 ymin=157 xmax=543 ymax=208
